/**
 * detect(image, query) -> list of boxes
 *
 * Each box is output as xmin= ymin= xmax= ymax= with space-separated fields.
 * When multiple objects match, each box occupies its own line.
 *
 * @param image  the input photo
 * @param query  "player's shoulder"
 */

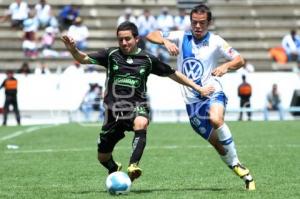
xmin=208 ymin=32 xmax=229 ymax=45
xmin=208 ymin=32 xmax=225 ymax=41
xmin=140 ymin=49 xmax=157 ymax=61
xmin=105 ymin=47 xmax=121 ymax=56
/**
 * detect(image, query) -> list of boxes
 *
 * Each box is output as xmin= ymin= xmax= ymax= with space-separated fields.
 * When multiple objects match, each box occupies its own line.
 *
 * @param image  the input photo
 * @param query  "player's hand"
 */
xmin=211 ymin=64 xmax=229 ymax=77
xmin=163 ymin=39 xmax=179 ymax=56
xmin=197 ymin=85 xmax=215 ymax=97
xmin=61 ymin=35 xmax=77 ymax=52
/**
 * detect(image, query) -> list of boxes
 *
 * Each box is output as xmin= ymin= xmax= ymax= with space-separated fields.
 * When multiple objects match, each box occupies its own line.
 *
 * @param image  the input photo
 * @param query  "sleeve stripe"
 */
xmin=88 ymin=57 xmax=99 ymax=64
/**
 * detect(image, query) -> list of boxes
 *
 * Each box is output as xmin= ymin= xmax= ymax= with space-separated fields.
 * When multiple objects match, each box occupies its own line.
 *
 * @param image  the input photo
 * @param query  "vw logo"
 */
xmin=182 ymin=58 xmax=204 ymax=82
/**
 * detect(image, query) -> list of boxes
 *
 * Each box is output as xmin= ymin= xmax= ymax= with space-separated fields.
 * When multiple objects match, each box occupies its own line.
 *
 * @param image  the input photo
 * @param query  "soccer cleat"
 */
xmin=232 ymin=163 xmax=249 ymax=177
xmin=232 ymin=163 xmax=256 ymax=191
xmin=245 ymin=179 xmax=256 ymax=191
xmin=127 ymin=163 xmax=142 ymax=182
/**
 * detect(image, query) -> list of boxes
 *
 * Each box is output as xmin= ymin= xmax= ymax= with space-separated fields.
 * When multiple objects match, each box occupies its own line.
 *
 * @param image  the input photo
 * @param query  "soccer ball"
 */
xmin=105 ymin=171 xmax=132 ymax=195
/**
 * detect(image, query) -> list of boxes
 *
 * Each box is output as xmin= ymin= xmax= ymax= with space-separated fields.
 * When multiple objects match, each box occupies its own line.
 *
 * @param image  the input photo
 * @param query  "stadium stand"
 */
xmin=0 ymin=0 xmax=300 ymax=72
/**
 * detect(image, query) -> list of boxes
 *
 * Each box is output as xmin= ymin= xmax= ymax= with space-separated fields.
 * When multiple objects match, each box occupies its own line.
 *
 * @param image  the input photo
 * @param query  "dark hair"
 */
xmin=116 ymin=21 xmax=139 ymax=37
xmin=242 ymin=75 xmax=246 ymax=81
xmin=291 ymin=29 xmax=296 ymax=36
xmin=190 ymin=4 xmax=212 ymax=22
xmin=6 ymin=70 xmax=13 ymax=75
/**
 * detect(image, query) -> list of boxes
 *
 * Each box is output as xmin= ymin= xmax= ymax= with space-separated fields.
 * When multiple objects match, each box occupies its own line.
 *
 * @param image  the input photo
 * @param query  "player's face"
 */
xmin=191 ymin=12 xmax=210 ymax=39
xmin=117 ymin=30 xmax=139 ymax=55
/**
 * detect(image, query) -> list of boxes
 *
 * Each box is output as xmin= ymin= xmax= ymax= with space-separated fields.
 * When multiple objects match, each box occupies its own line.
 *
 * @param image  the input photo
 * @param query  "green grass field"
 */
xmin=0 ymin=121 xmax=299 ymax=199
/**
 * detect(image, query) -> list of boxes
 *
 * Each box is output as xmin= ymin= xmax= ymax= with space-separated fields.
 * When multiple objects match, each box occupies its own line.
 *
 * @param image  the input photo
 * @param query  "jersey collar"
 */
xmin=192 ymin=32 xmax=210 ymax=45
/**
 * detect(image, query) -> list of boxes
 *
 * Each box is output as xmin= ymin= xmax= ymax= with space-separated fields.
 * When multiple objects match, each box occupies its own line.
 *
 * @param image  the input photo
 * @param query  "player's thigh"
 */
xmin=209 ymin=103 xmax=225 ymax=128
xmin=186 ymin=102 xmax=212 ymax=140
xmin=98 ymin=126 xmax=125 ymax=153
xmin=98 ymin=111 xmax=125 ymax=153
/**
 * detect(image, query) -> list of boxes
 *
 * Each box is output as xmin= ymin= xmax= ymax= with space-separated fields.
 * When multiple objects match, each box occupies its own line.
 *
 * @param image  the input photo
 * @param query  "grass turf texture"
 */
xmin=0 ymin=121 xmax=299 ymax=199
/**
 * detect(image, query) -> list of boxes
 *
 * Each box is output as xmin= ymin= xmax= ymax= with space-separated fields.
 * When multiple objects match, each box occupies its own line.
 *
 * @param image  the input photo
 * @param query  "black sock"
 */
xmin=100 ymin=156 xmax=118 ymax=174
xmin=129 ymin=130 xmax=147 ymax=165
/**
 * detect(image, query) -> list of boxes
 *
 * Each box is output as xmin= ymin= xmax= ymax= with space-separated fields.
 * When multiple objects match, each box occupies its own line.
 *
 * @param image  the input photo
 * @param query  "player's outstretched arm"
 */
xmin=61 ymin=35 xmax=90 ymax=64
xmin=168 ymin=71 xmax=215 ymax=97
xmin=146 ymin=31 xmax=179 ymax=56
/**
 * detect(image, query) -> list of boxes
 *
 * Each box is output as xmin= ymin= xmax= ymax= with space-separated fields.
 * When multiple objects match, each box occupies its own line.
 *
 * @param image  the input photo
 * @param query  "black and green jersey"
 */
xmin=88 ymin=47 xmax=175 ymax=110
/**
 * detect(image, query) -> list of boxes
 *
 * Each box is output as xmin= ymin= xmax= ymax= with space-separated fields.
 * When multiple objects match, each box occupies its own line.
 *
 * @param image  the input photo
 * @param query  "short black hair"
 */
xmin=242 ymin=75 xmax=246 ymax=81
xmin=190 ymin=4 xmax=212 ymax=22
xmin=116 ymin=21 xmax=139 ymax=37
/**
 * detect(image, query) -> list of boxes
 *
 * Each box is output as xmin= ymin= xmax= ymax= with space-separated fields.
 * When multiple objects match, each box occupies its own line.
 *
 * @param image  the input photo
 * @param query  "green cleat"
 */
xmin=127 ymin=163 xmax=142 ymax=182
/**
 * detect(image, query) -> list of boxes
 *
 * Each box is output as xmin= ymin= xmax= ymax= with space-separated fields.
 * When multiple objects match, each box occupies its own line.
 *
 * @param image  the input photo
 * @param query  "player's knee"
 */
xmin=98 ymin=152 xmax=111 ymax=162
xmin=133 ymin=116 xmax=148 ymax=130
xmin=210 ymin=116 xmax=224 ymax=129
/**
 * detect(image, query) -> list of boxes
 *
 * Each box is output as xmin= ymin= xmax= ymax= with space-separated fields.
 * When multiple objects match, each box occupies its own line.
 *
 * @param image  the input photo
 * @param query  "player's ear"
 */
xmin=135 ymin=36 xmax=140 ymax=43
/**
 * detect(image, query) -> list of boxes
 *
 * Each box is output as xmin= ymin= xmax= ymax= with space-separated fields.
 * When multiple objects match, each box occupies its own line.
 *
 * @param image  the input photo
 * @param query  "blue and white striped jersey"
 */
xmin=162 ymin=30 xmax=240 ymax=104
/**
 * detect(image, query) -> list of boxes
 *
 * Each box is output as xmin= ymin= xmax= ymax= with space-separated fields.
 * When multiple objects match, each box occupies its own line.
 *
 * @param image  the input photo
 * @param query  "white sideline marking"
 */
xmin=77 ymin=122 xmax=102 ymax=127
xmin=4 ymin=144 xmax=300 ymax=154
xmin=0 ymin=124 xmax=58 ymax=142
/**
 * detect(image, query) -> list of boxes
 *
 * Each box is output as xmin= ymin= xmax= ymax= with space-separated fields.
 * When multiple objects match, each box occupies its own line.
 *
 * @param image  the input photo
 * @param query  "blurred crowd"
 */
xmin=117 ymin=6 xmax=191 ymax=63
xmin=0 ymin=0 xmax=88 ymax=59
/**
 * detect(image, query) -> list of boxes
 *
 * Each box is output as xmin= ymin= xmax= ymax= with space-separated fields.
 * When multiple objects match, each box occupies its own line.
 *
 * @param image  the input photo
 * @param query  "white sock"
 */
xmin=215 ymin=123 xmax=240 ymax=167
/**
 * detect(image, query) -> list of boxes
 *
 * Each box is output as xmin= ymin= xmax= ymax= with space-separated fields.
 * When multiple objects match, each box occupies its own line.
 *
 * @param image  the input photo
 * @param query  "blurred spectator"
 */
xmin=155 ymin=7 xmax=175 ymax=63
xmin=34 ymin=0 xmax=58 ymax=29
xmin=237 ymin=59 xmax=255 ymax=76
xmin=0 ymin=70 xmax=21 ymax=126
xmin=174 ymin=8 xmax=191 ymax=31
xmin=282 ymin=29 xmax=300 ymax=64
xmin=136 ymin=9 xmax=157 ymax=51
xmin=237 ymin=75 xmax=252 ymax=121
xmin=39 ymin=26 xmax=60 ymax=57
xmin=0 ymin=0 xmax=29 ymax=29
xmin=97 ymin=85 xmax=105 ymax=121
xmin=156 ymin=7 xmax=174 ymax=32
xmin=18 ymin=62 xmax=31 ymax=75
xmin=268 ymin=46 xmax=288 ymax=64
xmin=80 ymin=83 xmax=102 ymax=122
xmin=263 ymin=84 xmax=284 ymax=121
xmin=22 ymin=10 xmax=39 ymax=58
xmin=58 ymin=4 xmax=80 ymax=31
xmin=117 ymin=8 xmax=137 ymax=26
xmin=137 ymin=9 xmax=157 ymax=37
xmin=63 ymin=61 xmax=84 ymax=75
xmin=34 ymin=61 xmax=51 ymax=75
xmin=67 ymin=17 xmax=89 ymax=50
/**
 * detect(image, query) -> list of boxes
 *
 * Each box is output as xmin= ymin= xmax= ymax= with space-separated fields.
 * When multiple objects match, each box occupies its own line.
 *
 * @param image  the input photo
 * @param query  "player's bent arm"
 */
xmin=226 ymin=55 xmax=245 ymax=71
xmin=146 ymin=31 xmax=179 ymax=56
xmin=61 ymin=35 xmax=91 ymax=64
xmin=212 ymin=55 xmax=245 ymax=77
xmin=146 ymin=31 xmax=165 ymax=44
xmin=69 ymin=48 xmax=91 ymax=64
xmin=168 ymin=71 xmax=214 ymax=97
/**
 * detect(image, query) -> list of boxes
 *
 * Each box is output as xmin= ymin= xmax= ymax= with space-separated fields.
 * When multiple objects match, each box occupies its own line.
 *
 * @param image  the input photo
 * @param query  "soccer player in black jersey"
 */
xmin=61 ymin=21 xmax=214 ymax=181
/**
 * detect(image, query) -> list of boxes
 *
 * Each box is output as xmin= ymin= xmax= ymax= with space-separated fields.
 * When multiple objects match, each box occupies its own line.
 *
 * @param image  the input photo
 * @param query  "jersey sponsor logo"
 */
xmin=126 ymin=57 xmax=133 ymax=64
xmin=182 ymin=57 xmax=204 ymax=85
xmin=113 ymin=64 xmax=119 ymax=71
xmin=113 ymin=74 xmax=141 ymax=88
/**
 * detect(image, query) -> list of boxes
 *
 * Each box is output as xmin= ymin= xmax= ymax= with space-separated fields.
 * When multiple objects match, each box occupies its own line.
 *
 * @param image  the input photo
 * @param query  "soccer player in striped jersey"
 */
xmin=146 ymin=4 xmax=255 ymax=190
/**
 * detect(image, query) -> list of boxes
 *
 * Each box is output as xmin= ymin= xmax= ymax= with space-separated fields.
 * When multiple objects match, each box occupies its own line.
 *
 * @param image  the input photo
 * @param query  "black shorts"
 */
xmin=97 ymin=106 xmax=149 ymax=153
